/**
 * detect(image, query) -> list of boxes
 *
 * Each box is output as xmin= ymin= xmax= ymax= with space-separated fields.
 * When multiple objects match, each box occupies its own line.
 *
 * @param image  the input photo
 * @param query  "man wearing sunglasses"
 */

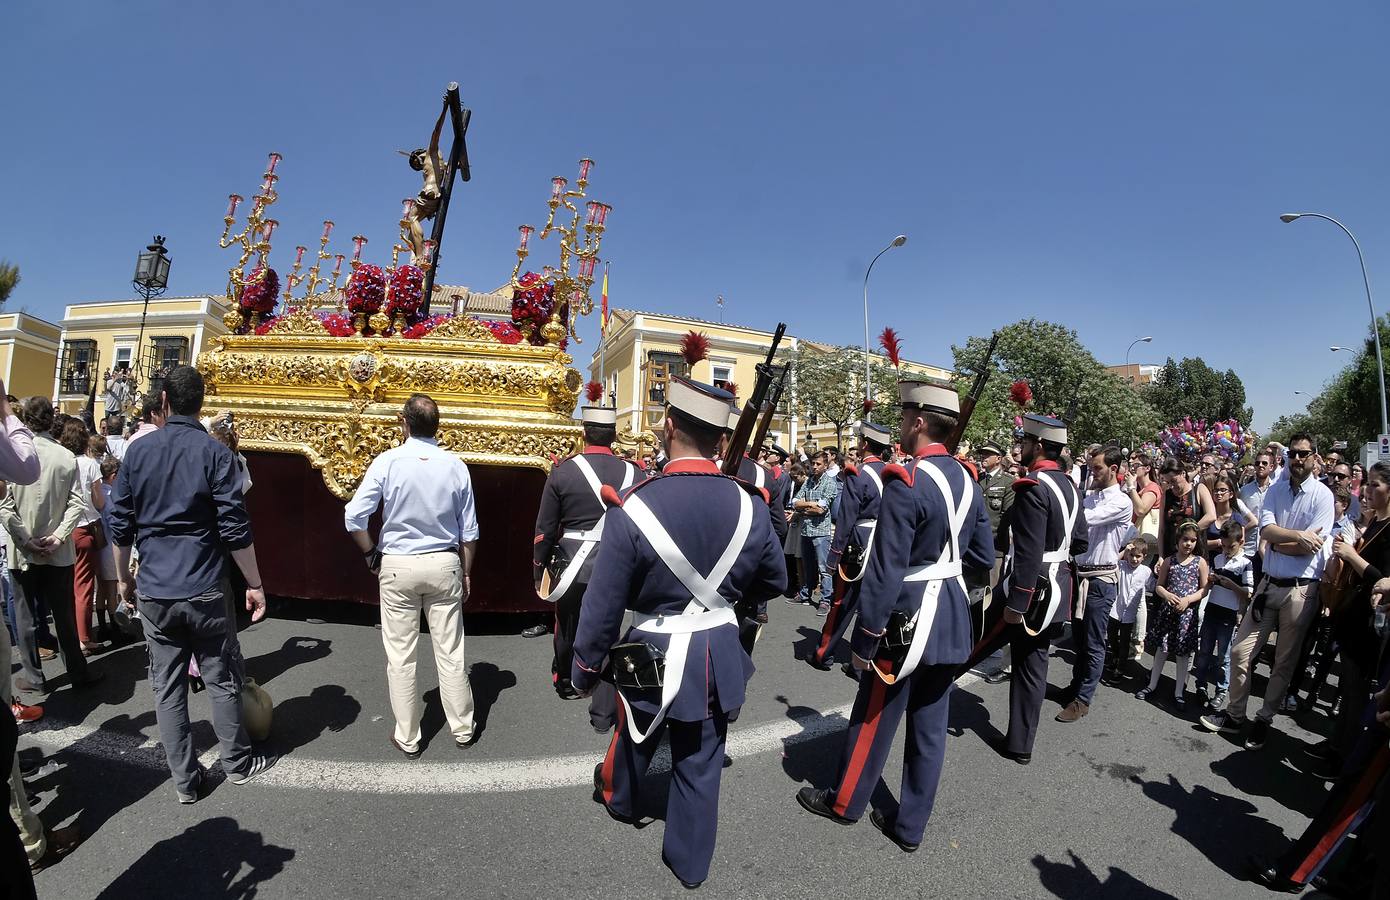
xmin=1202 ymin=434 xmax=1333 ymax=750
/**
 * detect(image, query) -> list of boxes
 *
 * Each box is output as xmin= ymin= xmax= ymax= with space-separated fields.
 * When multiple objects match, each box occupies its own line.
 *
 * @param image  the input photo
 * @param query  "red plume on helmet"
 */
xmin=679 ymin=330 xmax=709 ymax=367
xmin=862 ymin=398 xmax=876 ymax=414
xmin=878 ymin=327 xmax=903 ymax=369
xmin=1010 ymin=379 xmax=1033 ymax=408
xmin=584 ymin=380 xmax=604 ymax=403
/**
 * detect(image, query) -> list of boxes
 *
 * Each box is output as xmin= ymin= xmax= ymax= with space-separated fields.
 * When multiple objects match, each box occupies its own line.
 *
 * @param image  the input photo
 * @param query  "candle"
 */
xmin=321 ymin=220 xmax=334 ymax=242
xmin=331 ymin=254 xmax=344 ymax=278
xmin=260 ymin=173 xmax=278 ymax=195
xmin=578 ymin=158 xmax=593 ymax=182
xmin=551 ymin=176 xmax=567 ymax=199
xmin=421 ymin=239 xmax=435 ymax=266
xmin=401 ymin=197 xmax=415 ymax=219
xmin=579 ymin=256 xmax=596 ymax=279
xmin=518 ymin=224 xmax=534 ymax=250
xmin=294 ymin=246 xmax=307 ymax=267
xmin=266 ymin=152 xmax=282 ymax=175
xmin=261 ymin=219 xmax=279 ymax=242
xmin=226 ymin=194 xmax=243 ymax=218
xmin=352 ymin=235 xmax=367 ymax=262
xmin=596 ymin=203 xmax=611 ymax=226
xmin=585 ymin=202 xmax=599 ymax=226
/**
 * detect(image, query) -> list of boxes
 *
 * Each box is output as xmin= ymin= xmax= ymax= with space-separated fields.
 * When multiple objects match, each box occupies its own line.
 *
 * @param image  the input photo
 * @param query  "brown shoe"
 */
xmin=1055 ymin=699 xmax=1090 ymax=723
xmin=37 ymin=647 xmax=56 ymax=661
xmin=30 ymin=825 xmax=83 ymax=873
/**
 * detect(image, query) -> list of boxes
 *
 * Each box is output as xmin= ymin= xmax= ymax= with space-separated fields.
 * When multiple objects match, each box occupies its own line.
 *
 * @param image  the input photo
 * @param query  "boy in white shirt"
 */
xmin=1195 ymin=520 xmax=1253 ymax=710
xmin=1104 ymin=536 xmax=1152 ymax=685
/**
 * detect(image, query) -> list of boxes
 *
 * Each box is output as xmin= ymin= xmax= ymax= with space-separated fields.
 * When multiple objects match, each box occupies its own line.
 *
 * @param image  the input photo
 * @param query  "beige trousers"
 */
xmin=3 ymin=626 xmax=45 ymax=862
xmin=378 ymin=552 xmax=475 ymax=752
xmin=1226 ymin=580 xmax=1317 ymax=724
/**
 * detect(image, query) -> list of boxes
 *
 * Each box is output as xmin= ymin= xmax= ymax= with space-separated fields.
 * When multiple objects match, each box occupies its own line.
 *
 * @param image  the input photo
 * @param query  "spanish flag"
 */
xmin=600 ymin=264 xmax=610 ymax=338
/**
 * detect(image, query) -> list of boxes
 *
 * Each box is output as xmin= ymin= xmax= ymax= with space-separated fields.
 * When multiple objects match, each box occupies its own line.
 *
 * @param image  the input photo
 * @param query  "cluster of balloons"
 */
xmin=1158 ymin=417 xmax=1255 ymax=461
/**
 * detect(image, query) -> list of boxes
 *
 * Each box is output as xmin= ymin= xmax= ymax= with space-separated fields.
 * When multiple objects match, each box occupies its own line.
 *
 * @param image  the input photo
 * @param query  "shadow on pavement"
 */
xmin=419 ymin=662 xmax=516 ymax=749
xmin=245 ymin=637 xmax=333 ymax=687
xmin=775 ymin=694 xmax=848 ymax=790
xmin=1032 ymin=849 xmax=1180 ymax=899
xmin=272 ymin=684 xmax=361 ymax=755
xmin=95 ymin=816 xmax=294 ymax=898
xmin=948 ymin=683 xmax=1004 ymax=747
xmin=1132 ymin=772 xmax=1285 ymax=878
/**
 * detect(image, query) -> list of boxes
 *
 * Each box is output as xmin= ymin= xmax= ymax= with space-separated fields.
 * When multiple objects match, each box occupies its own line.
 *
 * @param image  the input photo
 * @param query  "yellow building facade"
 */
xmin=588 ymin=309 xmax=951 ymax=453
xmin=0 ymin=313 xmax=62 ymax=399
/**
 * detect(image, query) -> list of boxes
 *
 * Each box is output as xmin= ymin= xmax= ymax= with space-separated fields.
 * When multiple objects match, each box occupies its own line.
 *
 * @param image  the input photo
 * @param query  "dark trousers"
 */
xmin=1194 ymin=605 xmax=1239 ymax=695
xmin=596 ymin=706 xmax=728 ymax=886
xmin=829 ymin=663 xmax=955 ymax=843
xmin=812 ymin=574 xmax=859 ymax=666
xmin=1276 ymin=731 xmax=1390 ymax=885
xmin=1105 ymin=619 xmax=1135 ymax=679
xmin=1 ymin=712 xmax=37 ymax=900
xmin=551 ymin=582 xmax=583 ymax=692
xmin=1068 ymin=579 xmax=1116 ymax=706
xmin=1008 ymin=626 xmax=1056 ymax=756
xmin=1330 ymin=655 xmax=1373 ymax=759
xmin=1288 ymin=616 xmax=1334 ymax=701
xmin=12 ymin=565 xmax=87 ymax=689
xmin=140 ymin=595 xmax=252 ymax=793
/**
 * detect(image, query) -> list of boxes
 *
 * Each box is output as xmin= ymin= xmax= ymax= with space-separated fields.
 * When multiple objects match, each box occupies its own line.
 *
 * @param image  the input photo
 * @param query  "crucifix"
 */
xmin=410 ymin=83 xmax=473 ymax=305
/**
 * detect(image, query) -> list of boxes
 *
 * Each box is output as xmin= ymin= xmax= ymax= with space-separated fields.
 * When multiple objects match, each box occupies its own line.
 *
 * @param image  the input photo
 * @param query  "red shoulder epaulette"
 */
xmin=1012 ymin=476 xmax=1039 ymax=491
xmin=958 ymin=458 xmax=979 ymax=481
xmin=600 ymin=484 xmax=624 ymax=508
xmin=882 ymin=462 xmax=914 ymax=486
xmin=730 ymin=474 xmax=772 ymax=505
xmin=771 ymin=465 xmax=783 ymax=480
xmin=843 ymin=462 xmax=860 ymax=478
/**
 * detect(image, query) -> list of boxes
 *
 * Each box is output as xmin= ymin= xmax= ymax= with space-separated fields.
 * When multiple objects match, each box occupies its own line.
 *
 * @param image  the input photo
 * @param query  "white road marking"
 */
xmin=21 ymin=672 xmax=981 ymax=794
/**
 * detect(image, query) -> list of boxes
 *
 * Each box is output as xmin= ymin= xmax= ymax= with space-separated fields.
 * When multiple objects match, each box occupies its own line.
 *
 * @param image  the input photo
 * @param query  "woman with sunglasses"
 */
xmin=1204 ymin=473 xmax=1254 ymax=560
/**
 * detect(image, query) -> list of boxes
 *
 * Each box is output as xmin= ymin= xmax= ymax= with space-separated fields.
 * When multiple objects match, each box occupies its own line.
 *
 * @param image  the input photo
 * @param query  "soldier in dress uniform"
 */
xmin=572 ymin=377 xmax=786 ymax=890
xmin=810 ymin=421 xmax=893 ymax=671
xmin=724 ymin=410 xmax=787 ymax=653
xmin=797 ymin=381 xmax=993 ymax=852
xmin=533 ymin=403 xmax=645 ymax=728
xmin=961 ymin=414 xmax=1088 ymax=764
xmin=976 ymin=441 xmax=1015 ymax=683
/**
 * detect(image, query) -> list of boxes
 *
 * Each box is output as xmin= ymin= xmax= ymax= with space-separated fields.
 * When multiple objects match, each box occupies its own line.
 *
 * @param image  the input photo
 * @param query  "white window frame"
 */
xmin=711 ymin=364 xmax=733 ymax=385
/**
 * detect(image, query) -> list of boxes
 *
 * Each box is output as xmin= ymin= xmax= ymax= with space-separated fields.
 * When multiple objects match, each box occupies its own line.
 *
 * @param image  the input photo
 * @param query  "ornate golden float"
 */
xmin=195 ymin=107 xmax=611 ymax=610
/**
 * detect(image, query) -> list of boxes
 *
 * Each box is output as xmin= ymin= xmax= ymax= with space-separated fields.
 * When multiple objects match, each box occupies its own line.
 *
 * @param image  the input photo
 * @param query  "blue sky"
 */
xmin=3 ymin=1 xmax=1387 ymax=432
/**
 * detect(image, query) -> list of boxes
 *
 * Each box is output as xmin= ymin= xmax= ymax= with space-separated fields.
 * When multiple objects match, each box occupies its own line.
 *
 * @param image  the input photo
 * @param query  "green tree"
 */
xmin=952 ymin=319 xmax=1163 ymax=451
xmin=787 ymin=343 xmax=898 ymax=447
xmin=1142 ymin=356 xmax=1252 ymax=426
xmin=0 ymin=262 xmax=18 ymax=310
xmin=1269 ymin=315 xmax=1390 ymax=450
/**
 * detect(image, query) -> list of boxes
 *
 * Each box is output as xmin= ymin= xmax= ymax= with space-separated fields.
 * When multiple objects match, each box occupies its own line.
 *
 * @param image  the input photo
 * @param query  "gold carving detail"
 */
xmin=269 ymin=307 xmax=330 ymax=336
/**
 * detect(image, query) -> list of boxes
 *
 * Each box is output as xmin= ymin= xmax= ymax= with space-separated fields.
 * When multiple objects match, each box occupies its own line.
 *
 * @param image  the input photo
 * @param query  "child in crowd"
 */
xmin=1194 ymin=520 xmax=1251 ymax=711
xmin=1138 ymin=520 xmax=1209 ymax=712
xmin=1104 ymin=536 xmax=1151 ymax=685
xmin=90 ymin=456 xmax=134 ymax=634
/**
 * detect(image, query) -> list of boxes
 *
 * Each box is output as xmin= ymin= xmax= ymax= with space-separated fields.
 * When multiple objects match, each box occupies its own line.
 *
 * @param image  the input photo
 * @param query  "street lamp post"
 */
xmin=862 ymin=234 xmax=907 ymax=420
xmin=1281 ymin=212 xmax=1388 ymax=436
xmin=132 ymin=235 xmax=172 ymax=382
xmin=1125 ymin=336 xmax=1153 ymax=384
xmin=1330 ymin=345 xmax=1356 ymax=354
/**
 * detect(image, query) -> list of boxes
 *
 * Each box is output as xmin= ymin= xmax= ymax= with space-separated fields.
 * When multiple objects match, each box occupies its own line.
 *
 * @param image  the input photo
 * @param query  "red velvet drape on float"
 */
xmin=242 ymin=451 xmax=548 ymax=612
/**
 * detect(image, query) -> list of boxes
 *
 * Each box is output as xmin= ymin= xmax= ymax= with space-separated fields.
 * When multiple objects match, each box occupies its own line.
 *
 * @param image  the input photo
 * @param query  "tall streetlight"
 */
xmin=1280 ymin=212 xmax=1388 ymax=436
xmin=862 ymin=234 xmax=907 ymax=419
xmin=1330 ymin=345 xmax=1356 ymax=353
xmin=1125 ymin=335 xmax=1153 ymax=384
xmin=132 ymin=235 xmax=172 ymax=381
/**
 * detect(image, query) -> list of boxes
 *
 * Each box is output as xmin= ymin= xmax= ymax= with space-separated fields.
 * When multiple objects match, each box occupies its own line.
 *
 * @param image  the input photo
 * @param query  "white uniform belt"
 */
xmin=632 ymin=606 xmax=738 ymax=634
xmin=903 ymin=560 xmax=964 ymax=581
xmin=855 ymin=518 xmax=877 ymax=528
xmin=1041 ymin=549 xmax=1070 ymax=564
xmin=562 ymin=527 xmax=602 ymax=542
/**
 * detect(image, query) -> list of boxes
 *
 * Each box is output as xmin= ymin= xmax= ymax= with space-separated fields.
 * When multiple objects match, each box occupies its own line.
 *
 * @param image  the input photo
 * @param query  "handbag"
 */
xmin=89 ymin=519 xmax=108 ymax=551
xmin=875 ymin=608 xmax=918 ymax=671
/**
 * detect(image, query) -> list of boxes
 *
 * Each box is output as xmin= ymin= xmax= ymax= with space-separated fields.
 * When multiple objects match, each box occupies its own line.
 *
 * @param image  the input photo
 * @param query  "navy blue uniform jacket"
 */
xmin=572 ymin=458 xmax=787 ymax=720
xmin=996 ymin=460 xmax=1089 ymax=623
xmin=827 ymin=455 xmax=887 ymax=570
xmin=735 ymin=455 xmax=788 ymax=542
xmin=533 ymin=446 xmax=646 ymax=585
xmin=850 ymin=445 xmax=994 ymax=665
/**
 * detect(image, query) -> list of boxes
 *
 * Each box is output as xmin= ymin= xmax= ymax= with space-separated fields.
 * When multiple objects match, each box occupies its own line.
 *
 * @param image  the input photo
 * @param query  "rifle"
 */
xmin=722 ymin=323 xmax=786 ymax=475
xmin=946 ymin=331 xmax=999 ymax=453
xmin=748 ymin=362 xmax=789 ymax=460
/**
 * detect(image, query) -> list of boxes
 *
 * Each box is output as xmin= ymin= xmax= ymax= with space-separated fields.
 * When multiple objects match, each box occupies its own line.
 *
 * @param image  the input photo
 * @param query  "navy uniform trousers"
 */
xmin=812 ymin=571 xmax=859 ymax=666
xmin=962 ymin=600 xmax=1063 ymax=756
xmin=828 ymin=662 xmax=955 ymax=842
xmin=551 ymin=578 xmax=616 ymax=730
xmin=597 ymin=702 xmax=729 ymax=885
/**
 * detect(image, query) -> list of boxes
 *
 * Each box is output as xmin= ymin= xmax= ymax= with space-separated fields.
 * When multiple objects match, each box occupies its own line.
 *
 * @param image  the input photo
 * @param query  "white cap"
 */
xmin=579 ymin=406 xmax=617 ymax=426
xmin=1021 ymin=413 xmax=1068 ymax=444
xmin=899 ymin=379 xmax=959 ymax=416
xmin=668 ymin=377 xmax=737 ymax=431
xmin=860 ymin=422 xmax=894 ymax=446
xmin=727 ymin=409 xmax=744 ymax=432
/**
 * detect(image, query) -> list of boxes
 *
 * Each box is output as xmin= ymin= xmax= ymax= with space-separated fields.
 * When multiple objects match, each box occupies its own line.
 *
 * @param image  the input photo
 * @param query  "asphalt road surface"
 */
xmin=18 ymin=600 xmax=1330 ymax=899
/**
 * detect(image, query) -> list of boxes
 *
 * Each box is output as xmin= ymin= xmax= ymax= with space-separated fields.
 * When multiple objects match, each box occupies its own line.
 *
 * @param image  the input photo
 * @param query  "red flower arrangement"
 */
xmin=484 ymin=320 xmax=524 ymax=344
xmin=253 ymin=316 xmax=280 ymax=336
xmin=510 ymin=271 xmax=564 ymax=346
xmin=344 ymin=264 xmax=386 ymax=314
xmin=386 ymin=264 xmax=425 ymax=324
xmin=320 ymin=312 xmax=357 ymax=337
xmin=239 ymin=267 xmax=280 ymax=314
xmin=400 ymin=314 xmax=450 ymax=339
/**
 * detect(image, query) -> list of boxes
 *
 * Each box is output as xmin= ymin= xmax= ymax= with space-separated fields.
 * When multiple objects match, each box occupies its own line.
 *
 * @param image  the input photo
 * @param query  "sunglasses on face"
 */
xmin=1289 ymin=449 xmax=1315 ymax=460
xmin=1329 ymin=472 xmax=1349 ymax=480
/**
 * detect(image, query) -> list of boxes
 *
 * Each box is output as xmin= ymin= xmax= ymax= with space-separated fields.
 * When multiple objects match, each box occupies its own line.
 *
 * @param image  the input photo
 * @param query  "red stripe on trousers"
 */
xmin=600 ymin=702 xmax=624 ymax=807
xmin=833 ymin=663 xmax=890 ymax=816
xmin=814 ymin=574 xmax=849 ymax=663
xmin=1290 ymin=744 xmax=1390 ymax=883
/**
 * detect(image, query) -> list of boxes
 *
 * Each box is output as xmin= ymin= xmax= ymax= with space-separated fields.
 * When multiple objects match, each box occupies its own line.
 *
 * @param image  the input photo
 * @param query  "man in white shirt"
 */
xmin=1058 ymin=446 xmax=1133 ymax=722
xmin=101 ymin=415 xmax=127 ymax=461
xmin=1239 ymin=450 xmax=1277 ymax=581
xmin=345 ymin=393 xmax=479 ymax=758
xmin=1202 ymin=433 xmax=1333 ymax=750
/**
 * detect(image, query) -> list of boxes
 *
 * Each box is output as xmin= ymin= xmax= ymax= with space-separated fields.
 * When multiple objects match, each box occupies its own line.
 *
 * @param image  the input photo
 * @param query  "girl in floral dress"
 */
xmin=1137 ymin=521 xmax=1208 ymax=712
